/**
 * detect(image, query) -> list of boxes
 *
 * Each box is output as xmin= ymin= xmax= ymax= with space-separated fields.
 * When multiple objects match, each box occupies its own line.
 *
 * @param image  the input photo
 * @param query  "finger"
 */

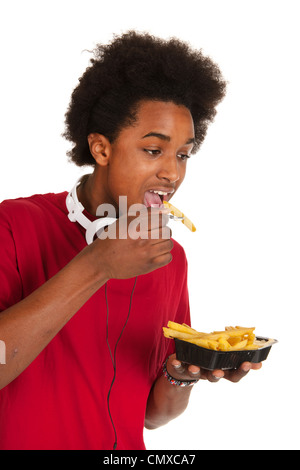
xmin=168 ymin=359 xmax=202 ymax=381
xmin=187 ymin=364 xmax=201 ymax=380
xmin=204 ymin=369 xmax=225 ymax=383
xmin=168 ymin=357 xmax=186 ymax=375
xmin=211 ymin=369 xmax=225 ymax=381
xmin=126 ymin=209 xmax=169 ymax=237
xmin=224 ymin=362 xmax=252 ymax=383
xmin=145 ymin=226 xmax=172 ymax=241
xmin=151 ymin=238 xmax=173 ymax=255
xmin=147 ymin=252 xmax=172 ymax=270
xmin=151 ymin=241 xmax=173 ymax=267
xmin=147 ymin=207 xmax=170 ymax=230
xmin=136 ymin=210 xmax=171 ymax=239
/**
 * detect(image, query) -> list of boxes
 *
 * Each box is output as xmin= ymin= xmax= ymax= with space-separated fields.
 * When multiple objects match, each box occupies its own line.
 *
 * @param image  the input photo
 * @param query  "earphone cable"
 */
xmin=105 ymin=276 xmax=138 ymax=450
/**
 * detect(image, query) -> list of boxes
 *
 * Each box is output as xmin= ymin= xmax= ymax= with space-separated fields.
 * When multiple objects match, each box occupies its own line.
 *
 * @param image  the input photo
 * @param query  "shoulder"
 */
xmin=0 ymin=192 xmax=68 ymax=224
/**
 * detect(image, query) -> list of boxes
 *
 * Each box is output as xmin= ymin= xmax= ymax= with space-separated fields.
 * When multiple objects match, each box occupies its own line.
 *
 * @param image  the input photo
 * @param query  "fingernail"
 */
xmin=242 ymin=365 xmax=251 ymax=372
xmin=172 ymin=361 xmax=182 ymax=369
xmin=213 ymin=373 xmax=224 ymax=380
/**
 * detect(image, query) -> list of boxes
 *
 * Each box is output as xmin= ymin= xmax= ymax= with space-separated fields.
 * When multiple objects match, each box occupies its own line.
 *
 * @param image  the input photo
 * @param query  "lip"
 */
xmin=147 ymin=187 xmax=175 ymax=195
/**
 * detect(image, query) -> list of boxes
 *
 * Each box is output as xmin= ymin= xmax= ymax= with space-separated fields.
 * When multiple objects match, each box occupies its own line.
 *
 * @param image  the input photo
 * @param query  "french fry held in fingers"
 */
xmin=162 ymin=321 xmax=261 ymax=352
xmin=163 ymin=201 xmax=196 ymax=232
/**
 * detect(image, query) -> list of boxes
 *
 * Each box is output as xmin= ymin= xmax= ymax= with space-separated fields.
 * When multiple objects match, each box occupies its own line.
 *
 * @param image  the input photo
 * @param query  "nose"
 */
xmin=157 ymin=154 xmax=181 ymax=184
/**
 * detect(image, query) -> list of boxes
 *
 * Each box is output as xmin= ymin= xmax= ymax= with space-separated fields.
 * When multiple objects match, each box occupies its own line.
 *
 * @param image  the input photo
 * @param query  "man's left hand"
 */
xmin=167 ymin=353 xmax=262 ymax=383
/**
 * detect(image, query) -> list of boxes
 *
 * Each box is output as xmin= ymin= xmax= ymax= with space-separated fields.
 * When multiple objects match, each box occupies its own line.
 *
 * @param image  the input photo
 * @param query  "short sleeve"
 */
xmin=0 ymin=202 xmax=23 ymax=312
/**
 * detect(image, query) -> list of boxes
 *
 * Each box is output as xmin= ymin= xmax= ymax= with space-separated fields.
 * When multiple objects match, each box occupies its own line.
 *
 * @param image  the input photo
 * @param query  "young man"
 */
xmin=0 ymin=31 xmax=261 ymax=450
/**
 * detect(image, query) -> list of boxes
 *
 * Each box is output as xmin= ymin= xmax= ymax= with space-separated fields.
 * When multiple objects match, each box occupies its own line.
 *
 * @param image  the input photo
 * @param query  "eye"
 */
xmin=177 ymin=154 xmax=191 ymax=161
xmin=144 ymin=149 xmax=161 ymax=156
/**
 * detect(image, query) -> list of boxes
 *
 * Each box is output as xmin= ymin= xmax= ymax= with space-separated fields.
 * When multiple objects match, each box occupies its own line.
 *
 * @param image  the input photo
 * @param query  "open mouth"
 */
xmin=143 ymin=189 xmax=173 ymax=207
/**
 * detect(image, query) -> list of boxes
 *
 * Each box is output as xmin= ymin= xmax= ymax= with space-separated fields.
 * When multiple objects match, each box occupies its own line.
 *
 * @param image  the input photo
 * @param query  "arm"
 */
xmin=145 ymin=354 xmax=197 ymax=429
xmin=0 ymin=244 xmax=108 ymax=390
xmin=0 ymin=209 xmax=172 ymax=390
xmin=145 ymin=354 xmax=262 ymax=429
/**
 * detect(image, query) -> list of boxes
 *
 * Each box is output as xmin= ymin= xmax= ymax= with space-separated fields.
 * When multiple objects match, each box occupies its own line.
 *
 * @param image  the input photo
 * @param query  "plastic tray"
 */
xmin=174 ymin=336 xmax=277 ymax=371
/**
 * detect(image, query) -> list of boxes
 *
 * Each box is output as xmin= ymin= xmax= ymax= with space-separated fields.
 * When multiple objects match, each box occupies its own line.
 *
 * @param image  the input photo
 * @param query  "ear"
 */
xmin=87 ymin=133 xmax=112 ymax=166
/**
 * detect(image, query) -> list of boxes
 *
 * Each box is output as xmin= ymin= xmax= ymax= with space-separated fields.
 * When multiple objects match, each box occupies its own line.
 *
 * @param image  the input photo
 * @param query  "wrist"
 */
xmin=163 ymin=356 xmax=199 ymax=388
xmin=74 ymin=243 xmax=110 ymax=288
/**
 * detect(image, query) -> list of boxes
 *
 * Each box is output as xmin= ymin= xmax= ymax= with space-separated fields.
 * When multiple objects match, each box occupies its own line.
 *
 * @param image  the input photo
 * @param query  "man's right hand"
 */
xmin=88 ymin=207 xmax=173 ymax=279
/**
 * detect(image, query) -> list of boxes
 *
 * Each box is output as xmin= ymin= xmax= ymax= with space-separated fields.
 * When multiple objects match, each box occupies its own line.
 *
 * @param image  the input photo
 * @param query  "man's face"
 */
xmin=105 ymin=100 xmax=195 ymax=211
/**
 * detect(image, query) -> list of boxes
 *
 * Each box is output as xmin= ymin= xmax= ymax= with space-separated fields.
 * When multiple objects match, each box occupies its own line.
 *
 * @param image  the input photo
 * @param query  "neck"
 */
xmin=77 ymin=169 xmax=108 ymax=217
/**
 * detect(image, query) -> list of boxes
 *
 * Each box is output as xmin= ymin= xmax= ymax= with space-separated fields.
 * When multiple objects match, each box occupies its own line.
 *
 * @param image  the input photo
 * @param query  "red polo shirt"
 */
xmin=0 ymin=192 xmax=190 ymax=450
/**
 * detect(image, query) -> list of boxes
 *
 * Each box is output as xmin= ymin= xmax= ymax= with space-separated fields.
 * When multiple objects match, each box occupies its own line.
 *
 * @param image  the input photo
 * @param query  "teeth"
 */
xmin=149 ymin=190 xmax=168 ymax=195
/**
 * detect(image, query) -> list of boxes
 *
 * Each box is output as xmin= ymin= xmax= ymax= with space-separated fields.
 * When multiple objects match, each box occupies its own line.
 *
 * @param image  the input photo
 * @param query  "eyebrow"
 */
xmin=142 ymin=132 xmax=195 ymax=145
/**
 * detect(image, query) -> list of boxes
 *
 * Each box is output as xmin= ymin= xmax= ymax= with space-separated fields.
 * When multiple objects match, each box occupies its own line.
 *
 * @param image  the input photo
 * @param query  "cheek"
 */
xmin=107 ymin=151 xmax=145 ymax=196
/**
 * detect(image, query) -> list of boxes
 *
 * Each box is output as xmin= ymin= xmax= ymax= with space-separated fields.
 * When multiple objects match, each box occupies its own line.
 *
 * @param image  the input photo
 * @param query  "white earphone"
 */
xmin=66 ymin=177 xmax=117 ymax=245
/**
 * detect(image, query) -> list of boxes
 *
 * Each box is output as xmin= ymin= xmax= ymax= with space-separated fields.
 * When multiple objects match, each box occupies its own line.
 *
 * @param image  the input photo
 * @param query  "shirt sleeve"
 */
xmin=0 ymin=202 xmax=23 ymax=312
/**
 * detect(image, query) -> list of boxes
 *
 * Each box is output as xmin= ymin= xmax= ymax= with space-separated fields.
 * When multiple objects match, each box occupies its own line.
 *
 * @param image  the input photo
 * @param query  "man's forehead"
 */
xmin=132 ymin=101 xmax=195 ymax=136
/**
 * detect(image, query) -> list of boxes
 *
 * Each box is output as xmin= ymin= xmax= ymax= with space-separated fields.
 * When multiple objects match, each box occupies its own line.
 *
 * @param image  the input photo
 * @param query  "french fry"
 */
xmin=185 ymin=337 xmax=219 ymax=351
xmin=163 ymin=201 xmax=196 ymax=232
xmin=244 ymin=344 xmax=260 ymax=350
xmin=227 ymin=336 xmax=243 ymax=346
xmin=167 ymin=321 xmax=203 ymax=335
xmin=235 ymin=326 xmax=256 ymax=330
xmin=162 ymin=327 xmax=203 ymax=341
xmin=203 ymin=332 xmax=231 ymax=341
xmin=224 ymin=327 xmax=255 ymax=338
xmin=218 ymin=337 xmax=232 ymax=351
xmin=247 ymin=333 xmax=256 ymax=345
xmin=182 ymin=323 xmax=200 ymax=333
xmin=228 ymin=339 xmax=248 ymax=351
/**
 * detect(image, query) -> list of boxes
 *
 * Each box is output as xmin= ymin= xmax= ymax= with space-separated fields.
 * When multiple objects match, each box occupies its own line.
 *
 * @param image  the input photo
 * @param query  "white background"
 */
xmin=0 ymin=0 xmax=299 ymax=450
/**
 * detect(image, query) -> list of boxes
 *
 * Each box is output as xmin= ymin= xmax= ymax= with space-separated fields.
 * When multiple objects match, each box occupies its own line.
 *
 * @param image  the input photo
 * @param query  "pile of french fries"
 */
xmin=163 ymin=321 xmax=260 ymax=351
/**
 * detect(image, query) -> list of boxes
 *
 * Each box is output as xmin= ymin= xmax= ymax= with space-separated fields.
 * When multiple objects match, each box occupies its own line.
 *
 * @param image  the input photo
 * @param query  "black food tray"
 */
xmin=174 ymin=336 xmax=276 ymax=371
